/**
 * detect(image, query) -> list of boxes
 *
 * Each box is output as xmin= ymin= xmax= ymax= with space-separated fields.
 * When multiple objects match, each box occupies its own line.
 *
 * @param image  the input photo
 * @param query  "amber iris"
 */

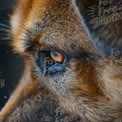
xmin=50 ymin=51 xmax=64 ymax=63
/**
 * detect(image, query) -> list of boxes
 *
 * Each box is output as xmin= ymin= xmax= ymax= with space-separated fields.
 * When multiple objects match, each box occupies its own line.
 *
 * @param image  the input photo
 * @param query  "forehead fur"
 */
xmin=11 ymin=0 xmax=97 ymax=59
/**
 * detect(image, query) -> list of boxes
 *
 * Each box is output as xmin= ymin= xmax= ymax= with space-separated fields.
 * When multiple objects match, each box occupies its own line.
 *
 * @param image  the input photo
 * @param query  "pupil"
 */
xmin=51 ymin=51 xmax=59 ymax=58
xmin=53 ymin=52 xmax=58 ymax=57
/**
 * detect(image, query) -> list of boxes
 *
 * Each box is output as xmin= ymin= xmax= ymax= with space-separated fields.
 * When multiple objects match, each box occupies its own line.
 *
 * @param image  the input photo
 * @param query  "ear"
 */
xmin=74 ymin=0 xmax=122 ymax=56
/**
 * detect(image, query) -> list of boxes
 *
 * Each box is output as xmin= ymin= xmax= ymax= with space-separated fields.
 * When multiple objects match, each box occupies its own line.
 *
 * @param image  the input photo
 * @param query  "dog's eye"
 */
xmin=50 ymin=51 xmax=64 ymax=64
xmin=37 ymin=50 xmax=68 ymax=76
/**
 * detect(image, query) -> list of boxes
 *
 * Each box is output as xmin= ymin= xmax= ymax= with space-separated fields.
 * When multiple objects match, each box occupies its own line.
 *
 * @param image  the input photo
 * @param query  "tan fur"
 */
xmin=0 ymin=59 xmax=38 ymax=120
xmin=0 ymin=0 xmax=122 ymax=121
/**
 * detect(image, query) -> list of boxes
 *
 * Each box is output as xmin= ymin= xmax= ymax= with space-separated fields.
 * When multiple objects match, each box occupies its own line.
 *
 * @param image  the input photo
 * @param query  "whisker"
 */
xmin=0 ymin=19 xmax=9 ymax=23
xmin=0 ymin=31 xmax=9 ymax=34
xmin=0 ymin=32 xmax=10 ymax=35
xmin=0 ymin=31 xmax=12 ymax=39
xmin=0 ymin=37 xmax=11 ymax=40
xmin=0 ymin=34 xmax=7 ymax=37
xmin=0 ymin=28 xmax=10 ymax=33
xmin=0 ymin=23 xmax=10 ymax=29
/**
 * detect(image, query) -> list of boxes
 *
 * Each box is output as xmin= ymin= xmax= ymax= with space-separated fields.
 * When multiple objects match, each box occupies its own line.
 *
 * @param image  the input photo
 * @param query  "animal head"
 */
xmin=1 ymin=0 xmax=122 ymax=121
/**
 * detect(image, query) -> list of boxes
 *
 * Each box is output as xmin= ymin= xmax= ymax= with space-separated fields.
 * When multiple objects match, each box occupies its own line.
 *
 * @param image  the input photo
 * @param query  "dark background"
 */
xmin=0 ymin=0 xmax=24 ymax=110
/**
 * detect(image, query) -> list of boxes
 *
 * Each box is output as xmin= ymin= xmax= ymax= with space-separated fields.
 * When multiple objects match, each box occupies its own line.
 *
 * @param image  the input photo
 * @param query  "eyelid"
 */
xmin=40 ymin=47 xmax=51 ymax=52
xmin=39 ymin=46 xmax=68 ymax=59
xmin=40 ymin=47 xmax=58 ymax=53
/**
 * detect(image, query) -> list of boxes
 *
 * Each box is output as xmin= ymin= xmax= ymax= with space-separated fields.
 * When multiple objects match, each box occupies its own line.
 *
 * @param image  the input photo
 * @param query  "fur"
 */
xmin=0 ymin=0 xmax=122 ymax=121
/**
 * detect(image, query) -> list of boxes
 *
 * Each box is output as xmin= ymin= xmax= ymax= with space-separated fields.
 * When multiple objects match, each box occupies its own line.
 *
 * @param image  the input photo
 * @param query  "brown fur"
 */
xmin=0 ymin=0 xmax=122 ymax=121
